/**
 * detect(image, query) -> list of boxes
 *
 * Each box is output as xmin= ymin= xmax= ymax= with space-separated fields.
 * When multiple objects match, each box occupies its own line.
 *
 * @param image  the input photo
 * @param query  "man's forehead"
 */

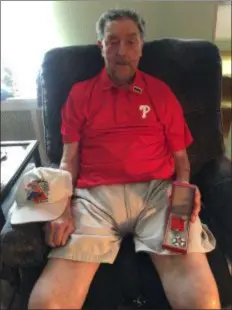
xmin=107 ymin=32 xmax=139 ymax=39
xmin=104 ymin=19 xmax=140 ymax=37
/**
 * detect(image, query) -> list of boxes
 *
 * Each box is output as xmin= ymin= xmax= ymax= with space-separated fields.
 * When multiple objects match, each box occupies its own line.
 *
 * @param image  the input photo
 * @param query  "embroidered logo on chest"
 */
xmin=139 ymin=105 xmax=151 ymax=119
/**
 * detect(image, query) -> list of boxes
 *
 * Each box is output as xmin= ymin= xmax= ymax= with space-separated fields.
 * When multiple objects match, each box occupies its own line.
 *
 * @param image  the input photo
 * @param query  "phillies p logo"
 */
xmin=139 ymin=105 xmax=151 ymax=119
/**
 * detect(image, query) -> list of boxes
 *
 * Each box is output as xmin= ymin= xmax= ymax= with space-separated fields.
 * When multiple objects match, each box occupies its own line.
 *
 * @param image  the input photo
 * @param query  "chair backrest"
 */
xmin=38 ymin=38 xmax=224 ymax=175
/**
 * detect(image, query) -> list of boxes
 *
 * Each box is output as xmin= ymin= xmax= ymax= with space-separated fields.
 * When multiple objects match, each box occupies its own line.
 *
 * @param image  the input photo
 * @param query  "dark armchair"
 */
xmin=1 ymin=38 xmax=232 ymax=309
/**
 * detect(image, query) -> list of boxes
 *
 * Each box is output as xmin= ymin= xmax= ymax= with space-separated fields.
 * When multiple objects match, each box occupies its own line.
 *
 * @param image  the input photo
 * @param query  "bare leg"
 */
xmin=28 ymin=258 xmax=100 ymax=309
xmin=151 ymin=253 xmax=220 ymax=309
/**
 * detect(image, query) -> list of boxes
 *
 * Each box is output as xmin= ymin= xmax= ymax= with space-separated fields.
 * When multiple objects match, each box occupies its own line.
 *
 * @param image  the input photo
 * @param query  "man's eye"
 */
xmin=110 ymin=41 xmax=118 ymax=45
xmin=128 ymin=40 xmax=135 ymax=45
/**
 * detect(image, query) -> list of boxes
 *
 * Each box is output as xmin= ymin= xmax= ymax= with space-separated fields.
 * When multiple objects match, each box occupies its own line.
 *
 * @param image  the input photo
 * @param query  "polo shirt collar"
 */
xmin=100 ymin=67 xmax=144 ymax=94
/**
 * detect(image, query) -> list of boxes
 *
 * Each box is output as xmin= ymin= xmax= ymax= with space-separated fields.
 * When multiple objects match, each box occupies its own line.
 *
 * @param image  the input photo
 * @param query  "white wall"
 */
xmin=52 ymin=0 xmax=219 ymax=46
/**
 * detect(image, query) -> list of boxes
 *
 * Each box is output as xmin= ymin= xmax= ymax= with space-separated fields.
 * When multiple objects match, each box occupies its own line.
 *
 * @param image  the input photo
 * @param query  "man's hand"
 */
xmin=45 ymin=142 xmax=78 ymax=248
xmin=191 ymin=186 xmax=201 ymax=223
xmin=43 ymin=204 xmax=75 ymax=247
xmin=167 ymin=184 xmax=201 ymax=223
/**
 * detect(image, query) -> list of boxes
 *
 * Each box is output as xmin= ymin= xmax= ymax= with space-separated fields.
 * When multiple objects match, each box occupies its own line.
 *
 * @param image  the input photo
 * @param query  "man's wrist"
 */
xmin=175 ymin=170 xmax=190 ymax=183
xmin=175 ymin=179 xmax=189 ymax=183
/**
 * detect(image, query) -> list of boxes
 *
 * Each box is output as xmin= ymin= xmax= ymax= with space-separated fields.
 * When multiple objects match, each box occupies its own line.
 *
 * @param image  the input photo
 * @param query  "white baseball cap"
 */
xmin=10 ymin=167 xmax=73 ymax=225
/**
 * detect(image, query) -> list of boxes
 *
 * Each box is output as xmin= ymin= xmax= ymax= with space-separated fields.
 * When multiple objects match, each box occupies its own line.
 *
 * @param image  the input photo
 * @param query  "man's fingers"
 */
xmin=46 ymin=222 xmax=58 ymax=247
xmin=191 ymin=214 xmax=197 ymax=223
xmin=194 ymin=187 xmax=201 ymax=204
xmin=61 ymin=224 xmax=75 ymax=246
xmin=52 ymin=222 xmax=67 ymax=247
xmin=191 ymin=187 xmax=201 ymax=222
xmin=194 ymin=187 xmax=201 ymax=212
xmin=167 ymin=185 xmax=172 ymax=204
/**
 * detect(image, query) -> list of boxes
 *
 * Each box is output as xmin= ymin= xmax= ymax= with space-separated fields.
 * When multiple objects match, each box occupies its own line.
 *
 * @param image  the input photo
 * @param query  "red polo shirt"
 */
xmin=61 ymin=68 xmax=193 ymax=188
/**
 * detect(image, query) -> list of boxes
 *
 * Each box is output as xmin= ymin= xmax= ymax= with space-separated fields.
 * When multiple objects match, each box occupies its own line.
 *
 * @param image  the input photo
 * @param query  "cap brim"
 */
xmin=10 ymin=197 xmax=68 ymax=225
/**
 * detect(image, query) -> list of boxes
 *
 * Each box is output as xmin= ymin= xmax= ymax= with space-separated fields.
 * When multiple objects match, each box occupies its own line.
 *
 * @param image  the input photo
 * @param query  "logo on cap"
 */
xmin=26 ymin=180 xmax=49 ymax=204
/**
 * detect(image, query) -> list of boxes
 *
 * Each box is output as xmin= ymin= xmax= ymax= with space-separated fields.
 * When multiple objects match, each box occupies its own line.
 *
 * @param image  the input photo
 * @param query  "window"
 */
xmin=221 ymin=54 xmax=231 ymax=77
xmin=215 ymin=2 xmax=231 ymax=77
xmin=1 ymin=1 xmax=61 ymax=99
xmin=215 ymin=2 xmax=231 ymax=42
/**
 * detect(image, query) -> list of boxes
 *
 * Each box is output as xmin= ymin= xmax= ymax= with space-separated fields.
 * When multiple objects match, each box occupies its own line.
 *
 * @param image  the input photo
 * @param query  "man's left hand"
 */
xmin=191 ymin=186 xmax=201 ymax=223
xmin=167 ymin=184 xmax=201 ymax=223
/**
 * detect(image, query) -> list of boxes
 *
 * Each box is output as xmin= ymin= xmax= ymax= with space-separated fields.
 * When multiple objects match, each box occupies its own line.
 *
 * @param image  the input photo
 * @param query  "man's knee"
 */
xmin=28 ymin=258 xmax=99 ymax=309
xmin=151 ymin=253 xmax=221 ymax=309
xmin=178 ymin=289 xmax=220 ymax=309
xmin=202 ymin=296 xmax=220 ymax=309
xmin=28 ymin=288 xmax=57 ymax=310
xmin=183 ymin=294 xmax=221 ymax=309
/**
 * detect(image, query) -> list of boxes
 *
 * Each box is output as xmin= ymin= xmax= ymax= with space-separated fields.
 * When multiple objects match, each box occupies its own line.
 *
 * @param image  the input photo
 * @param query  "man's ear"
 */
xmin=97 ymin=40 xmax=104 ymax=57
xmin=139 ymin=40 xmax=144 ymax=58
xmin=97 ymin=40 xmax=103 ymax=49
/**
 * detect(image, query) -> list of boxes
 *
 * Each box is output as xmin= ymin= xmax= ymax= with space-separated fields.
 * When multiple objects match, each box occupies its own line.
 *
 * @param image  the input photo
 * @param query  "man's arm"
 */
xmin=60 ymin=142 xmax=79 ymax=187
xmin=172 ymin=149 xmax=190 ymax=183
xmin=59 ymin=142 xmax=79 ymax=210
xmin=171 ymin=149 xmax=201 ymax=223
xmin=44 ymin=142 xmax=79 ymax=247
xmin=153 ymin=81 xmax=193 ymax=183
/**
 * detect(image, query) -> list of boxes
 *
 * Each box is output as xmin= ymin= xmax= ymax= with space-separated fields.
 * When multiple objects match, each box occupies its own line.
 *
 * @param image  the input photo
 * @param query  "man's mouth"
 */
xmin=116 ymin=61 xmax=128 ymax=66
xmin=116 ymin=63 xmax=128 ymax=67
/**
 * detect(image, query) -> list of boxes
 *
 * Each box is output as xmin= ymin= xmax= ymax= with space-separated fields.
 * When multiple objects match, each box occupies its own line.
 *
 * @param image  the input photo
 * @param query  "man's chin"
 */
xmin=107 ymin=66 xmax=135 ymax=85
xmin=114 ymin=71 xmax=134 ymax=84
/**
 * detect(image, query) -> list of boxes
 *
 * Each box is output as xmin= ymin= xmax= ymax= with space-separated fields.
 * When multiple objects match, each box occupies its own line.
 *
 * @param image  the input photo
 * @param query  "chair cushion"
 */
xmin=38 ymin=38 xmax=224 ymax=175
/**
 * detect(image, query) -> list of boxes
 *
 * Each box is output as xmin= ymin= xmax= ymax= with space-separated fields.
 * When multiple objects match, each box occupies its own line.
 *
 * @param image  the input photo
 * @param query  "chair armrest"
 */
xmin=1 ymin=216 xmax=50 ymax=268
xmin=1 ymin=164 xmax=36 ymax=221
xmin=0 ymin=162 xmax=60 ymax=268
xmin=196 ymin=156 xmax=232 ymax=260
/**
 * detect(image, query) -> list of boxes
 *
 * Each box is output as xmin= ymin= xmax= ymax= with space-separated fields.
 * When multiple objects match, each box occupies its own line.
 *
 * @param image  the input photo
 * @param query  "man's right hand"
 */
xmin=44 ymin=141 xmax=78 ymax=248
xmin=43 ymin=203 xmax=75 ymax=247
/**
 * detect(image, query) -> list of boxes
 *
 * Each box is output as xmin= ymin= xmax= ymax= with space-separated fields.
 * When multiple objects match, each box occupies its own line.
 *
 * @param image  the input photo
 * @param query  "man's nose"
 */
xmin=118 ymin=41 xmax=126 ymax=56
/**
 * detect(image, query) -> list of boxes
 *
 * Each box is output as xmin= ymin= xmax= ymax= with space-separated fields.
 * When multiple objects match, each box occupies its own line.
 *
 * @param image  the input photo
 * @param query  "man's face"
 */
xmin=98 ymin=18 xmax=143 ymax=84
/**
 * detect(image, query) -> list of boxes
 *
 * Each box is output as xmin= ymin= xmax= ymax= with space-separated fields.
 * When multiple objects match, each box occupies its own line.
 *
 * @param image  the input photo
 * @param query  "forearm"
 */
xmin=173 ymin=149 xmax=190 ymax=182
xmin=59 ymin=143 xmax=79 ymax=209
xmin=60 ymin=158 xmax=78 ymax=187
xmin=60 ymin=142 xmax=79 ymax=184
xmin=59 ymin=158 xmax=78 ymax=210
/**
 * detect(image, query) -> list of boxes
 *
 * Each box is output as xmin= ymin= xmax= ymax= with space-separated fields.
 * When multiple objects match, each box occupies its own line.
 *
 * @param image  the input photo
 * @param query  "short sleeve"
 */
xmin=160 ymin=84 xmax=193 ymax=152
xmin=61 ymin=85 xmax=86 ymax=144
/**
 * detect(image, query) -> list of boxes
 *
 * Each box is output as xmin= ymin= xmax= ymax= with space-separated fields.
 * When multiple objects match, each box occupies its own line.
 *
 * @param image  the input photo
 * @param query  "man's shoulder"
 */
xmin=70 ymin=71 xmax=101 ymax=96
xmin=139 ymin=70 xmax=171 ymax=94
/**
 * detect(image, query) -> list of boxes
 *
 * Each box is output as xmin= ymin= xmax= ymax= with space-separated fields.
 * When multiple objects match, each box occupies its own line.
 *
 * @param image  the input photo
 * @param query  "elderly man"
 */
xmin=29 ymin=8 xmax=220 ymax=309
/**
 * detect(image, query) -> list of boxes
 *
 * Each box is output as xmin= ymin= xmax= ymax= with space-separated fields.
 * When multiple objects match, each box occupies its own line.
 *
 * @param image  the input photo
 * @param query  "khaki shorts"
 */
xmin=49 ymin=180 xmax=216 ymax=263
